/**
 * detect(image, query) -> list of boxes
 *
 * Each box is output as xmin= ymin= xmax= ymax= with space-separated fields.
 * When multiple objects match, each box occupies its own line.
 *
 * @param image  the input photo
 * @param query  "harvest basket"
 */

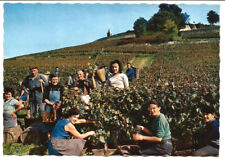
xmin=92 ymin=149 xmax=117 ymax=156
xmin=97 ymin=68 xmax=106 ymax=82
xmin=3 ymin=125 xmax=22 ymax=144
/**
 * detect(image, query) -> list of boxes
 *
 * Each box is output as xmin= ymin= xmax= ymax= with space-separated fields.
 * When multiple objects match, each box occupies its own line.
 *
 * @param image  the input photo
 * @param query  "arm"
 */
xmin=19 ymin=89 xmax=25 ymax=98
xmin=43 ymin=86 xmax=50 ymax=103
xmin=74 ymin=119 xmax=96 ymax=125
xmin=91 ymin=76 xmax=96 ymax=89
xmin=126 ymin=69 xmax=134 ymax=77
xmin=11 ymin=102 xmax=24 ymax=119
xmin=39 ymin=74 xmax=48 ymax=87
xmin=44 ymin=99 xmax=55 ymax=107
xmin=133 ymin=133 xmax=162 ymax=142
xmin=64 ymin=123 xmax=95 ymax=139
xmin=137 ymin=125 xmax=154 ymax=136
xmin=21 ymin=77 xmax=29 ymax=90
xmin=123 ymin=74 xmax=129 ymax=88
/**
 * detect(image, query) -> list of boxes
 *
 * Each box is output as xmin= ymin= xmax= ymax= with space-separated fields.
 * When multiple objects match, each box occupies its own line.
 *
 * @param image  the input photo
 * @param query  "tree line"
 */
xmin=133 ymin=3 xmax=219 ymax=39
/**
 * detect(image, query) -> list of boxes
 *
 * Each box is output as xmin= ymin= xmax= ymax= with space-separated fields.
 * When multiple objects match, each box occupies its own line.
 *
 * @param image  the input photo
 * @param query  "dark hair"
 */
xmin=76 ymin=69 xmax=84 ymax=74
xmin=29 ymin=66 xmax=39 ymax=70
xmin=100 ymin=65 xmax=106 ymax=69
xmin=62 ymin=108 xmax=79 ymax=119
xmin=4 ymin=88 xmax=15 ymax=97
xmin=149 ymin=100 xmax=159 ymax=106
xmin=110 ymin=60 xmax=123 ymax=73
xmin=201 ymin=106 xmax=216 ymax=114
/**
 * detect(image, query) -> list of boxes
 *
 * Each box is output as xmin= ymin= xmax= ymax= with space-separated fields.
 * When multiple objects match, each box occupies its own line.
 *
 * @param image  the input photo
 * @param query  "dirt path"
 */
xmin=137 ymin=58 xmax=148 ymax=69
xmin=131 ymin=55 xmax=154 ymax=69
xmin=128 ymin=57 xmax=135 ymax=64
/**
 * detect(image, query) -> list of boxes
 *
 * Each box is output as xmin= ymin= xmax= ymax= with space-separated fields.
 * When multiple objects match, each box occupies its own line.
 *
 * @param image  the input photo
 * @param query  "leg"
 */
xmin=29 ymin=101 xmax=37 ymax=118
xmin=37 ymin=100 xmax=45 ymax=118
xmin=141 ymin=140 xmax=173 ymax=156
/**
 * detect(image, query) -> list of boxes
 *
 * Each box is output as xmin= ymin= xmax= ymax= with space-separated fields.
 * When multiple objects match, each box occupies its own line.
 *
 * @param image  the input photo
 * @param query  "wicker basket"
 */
xmin=92 ymin=149 xmax=117 ymax=156
xmin=97 ymin=68 xmax=106 ymax=82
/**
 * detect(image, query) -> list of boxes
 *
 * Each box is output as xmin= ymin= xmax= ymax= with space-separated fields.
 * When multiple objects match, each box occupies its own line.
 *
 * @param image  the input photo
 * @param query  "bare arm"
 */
xmin=44 ymin=99 xmax=54 ymax=107
xmin=133 ymin=133 xmax=162 ymax=143
xmin=91 ymin=76 xmax=96 ymax=89
xmin=64 ymin=123 xmax=95 ymax=139
xmin=20 ymin=90 xmax=25 ymax=97
xmin=75 ymin=119 xmax=96 ymax=125
xmin=11 ymin=102 xmax=24 ymax=119
xmin=137 ymin=125 xmax=154 ymax=136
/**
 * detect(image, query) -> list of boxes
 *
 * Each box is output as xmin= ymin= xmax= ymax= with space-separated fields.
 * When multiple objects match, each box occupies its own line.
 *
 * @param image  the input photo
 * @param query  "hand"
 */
xmin=133 ymin=133 xmax=143 ymax=141
xmin=92 ymin=121 xmax=96 ymax=126
xmin=11 ymin=112 xmax=17 ymax=119
xmin=39 ymin=79 xmax=43 ymax=83
xmin=51 ymin=103 xmax=56 ymax=108
xmin=55 ymin=104 xmax=61 ymax=110
xmin=89 ymin=131 xmax=95 ymax=136
xmin=136 ymin=125 xmax=144 ymax=131
xmin=26 ymin=88 xmax=29 ymax=94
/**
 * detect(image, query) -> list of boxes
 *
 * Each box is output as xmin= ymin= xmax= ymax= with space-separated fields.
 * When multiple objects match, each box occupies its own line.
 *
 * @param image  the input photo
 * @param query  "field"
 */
xmin=3 ymin=36 xmax=220 ymax=156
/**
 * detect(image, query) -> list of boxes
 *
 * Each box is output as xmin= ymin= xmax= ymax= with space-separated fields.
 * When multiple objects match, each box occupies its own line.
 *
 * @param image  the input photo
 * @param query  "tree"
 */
xmin=207 ymin=10 xmax=219 ymax=25
xmin=147 ymin=11 xmax=177 ymax=32
xmin=133 ymin=17 xmax=148 ymax=37
xmin=158 ymin=3 xmax=186 ymax=29
xmin=159 ymin=3 xmax=182 ymax=16
xmin=163 ymin=19 xmax=178 ymax=34
xmin=163 ymin=19 xmax=178 ymax=40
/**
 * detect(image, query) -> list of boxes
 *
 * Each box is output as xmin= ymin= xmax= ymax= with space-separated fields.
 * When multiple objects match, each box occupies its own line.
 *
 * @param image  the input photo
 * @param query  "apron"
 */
xmin=3 ymin=98 xmax=17 ymax=128
xmin=4 ymin=113 xmax=17 ymax=128
xmin=45 ymin=89 xmax=61 ymax=112
xmin=50 ymin=137 xmax=86 ymax=155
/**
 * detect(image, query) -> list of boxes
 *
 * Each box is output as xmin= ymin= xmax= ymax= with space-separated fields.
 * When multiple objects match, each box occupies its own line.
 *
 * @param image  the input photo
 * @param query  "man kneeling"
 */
xmin=133 ymin=100 xmax=173 ymax=156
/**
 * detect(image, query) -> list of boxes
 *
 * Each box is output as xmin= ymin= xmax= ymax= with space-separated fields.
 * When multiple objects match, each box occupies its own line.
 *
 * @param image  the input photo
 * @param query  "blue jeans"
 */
xmin=140 ymin=139 xmax=173 ymax=155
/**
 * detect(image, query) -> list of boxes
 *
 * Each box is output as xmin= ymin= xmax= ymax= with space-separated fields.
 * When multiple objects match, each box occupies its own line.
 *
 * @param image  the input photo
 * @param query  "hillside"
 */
xmin=9 ymin=25 xmax=219 ymax=60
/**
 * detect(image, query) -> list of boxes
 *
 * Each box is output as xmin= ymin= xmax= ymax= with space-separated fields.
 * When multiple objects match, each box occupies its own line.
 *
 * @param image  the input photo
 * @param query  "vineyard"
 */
xmin=3 ymin=39 xmax=220 ymax=156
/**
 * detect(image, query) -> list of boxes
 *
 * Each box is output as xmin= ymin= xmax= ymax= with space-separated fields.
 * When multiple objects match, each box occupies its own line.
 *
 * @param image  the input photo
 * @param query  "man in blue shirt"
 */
xmin=22 ymin=66 xmax=48 ymax=119
xmin=126 ymin=63 xmax=135 ymax=81
xmin=52 ymin=66 xmax=60 ymax=78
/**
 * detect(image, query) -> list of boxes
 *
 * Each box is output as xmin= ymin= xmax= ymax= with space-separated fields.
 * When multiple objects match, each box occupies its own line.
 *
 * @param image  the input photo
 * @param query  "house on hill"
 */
xmin=107 ymin=29 xmax=112 ymax=37
xmin=179 ymin=25 xmax=192 ymax=31
xmin=192 ymin=24 xmax=197 ymax=30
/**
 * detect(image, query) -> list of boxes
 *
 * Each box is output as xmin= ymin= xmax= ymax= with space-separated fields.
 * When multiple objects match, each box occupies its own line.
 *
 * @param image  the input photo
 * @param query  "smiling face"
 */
xmin=112 ymin=63 xmax=120 ymax=74
xmin=4 ymin=92 xmax=12 ymax=100
xmin=203 ymin=113 xmax=215 ymax=122
xmin=149 ymin=104 xmax=161 ymax=117
xmin=69 ymin=114 xmax=80 ymax=124
xmin=51 ymin=76 xmax=59 ymax=86
xmin=77 ymin=70 xmax=85 ymax=80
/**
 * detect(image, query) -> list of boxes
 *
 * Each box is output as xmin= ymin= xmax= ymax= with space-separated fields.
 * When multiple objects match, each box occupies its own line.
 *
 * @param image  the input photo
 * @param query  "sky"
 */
xmin=3 ymin=2 xmax=220 ymax=59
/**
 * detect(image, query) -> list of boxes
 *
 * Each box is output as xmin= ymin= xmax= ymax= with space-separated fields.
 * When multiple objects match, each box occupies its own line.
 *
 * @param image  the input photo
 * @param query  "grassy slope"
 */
xmin=3 ymin=28 xmax=220 ymax=155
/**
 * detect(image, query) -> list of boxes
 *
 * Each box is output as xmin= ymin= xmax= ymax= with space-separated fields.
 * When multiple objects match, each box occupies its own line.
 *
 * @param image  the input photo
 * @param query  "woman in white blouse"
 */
xmin=108 ymin=60 xmax=129 ymax=89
